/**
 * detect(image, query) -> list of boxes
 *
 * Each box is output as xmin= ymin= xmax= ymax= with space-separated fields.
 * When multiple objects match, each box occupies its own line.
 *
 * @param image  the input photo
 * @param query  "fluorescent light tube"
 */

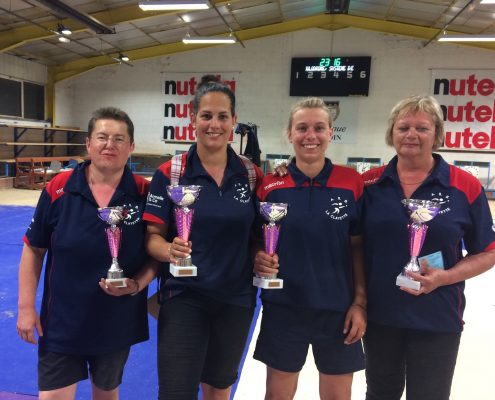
xmin=438 ymin=34 xmax=495 ymax=42
xmin=139 ymin=0 xmax=209 ymax=11
xmin=182 ymin=36 xmax=236 ymax=44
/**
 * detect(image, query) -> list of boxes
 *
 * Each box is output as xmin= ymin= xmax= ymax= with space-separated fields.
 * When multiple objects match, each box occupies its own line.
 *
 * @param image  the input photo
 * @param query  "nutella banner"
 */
xmin=161 ymin=72 xmax=239 ymax=144
xmin=431 ymin=69 xmax=495 ymax=151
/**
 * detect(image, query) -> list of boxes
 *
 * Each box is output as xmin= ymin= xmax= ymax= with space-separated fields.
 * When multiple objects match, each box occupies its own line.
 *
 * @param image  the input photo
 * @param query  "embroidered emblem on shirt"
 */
xmin=325 ymin=196 xmax=349 ymax=220
xmin=233 ymin=182 xmax=251 ymax=203
xmin=430 ymin=192 xmax=451 ymax=215
xmin=123 ymin=203 xmax=141 ymax=225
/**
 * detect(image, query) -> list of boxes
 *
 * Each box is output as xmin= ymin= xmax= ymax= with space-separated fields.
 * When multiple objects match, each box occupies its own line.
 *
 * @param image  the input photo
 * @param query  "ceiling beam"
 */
xmin=53 ymin=13 xmax=495 ymax=81
xmin=0 ymin=1 xmax=220 ymax=52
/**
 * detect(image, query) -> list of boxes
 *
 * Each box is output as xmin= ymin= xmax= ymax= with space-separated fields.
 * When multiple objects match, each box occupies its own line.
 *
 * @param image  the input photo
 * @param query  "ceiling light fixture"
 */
xmin=58 ymin=36 xmax=71 ymax=43
xmin=119 ymin=53 xmax=130 ymax=62
xmin=182 ymin=33 xmax=236 ymax=44
xmin=57 ymin=23 xmax=72 ymax=35
xmin=138 ymin=0 xmax=209 ymax=11
xmin=480 ymin=0 xmax=495 ymax=3
xmin=38 ymin=0 xmax=115 ymax=34
xmin=438 ymin=34 xmax=495 ymax=42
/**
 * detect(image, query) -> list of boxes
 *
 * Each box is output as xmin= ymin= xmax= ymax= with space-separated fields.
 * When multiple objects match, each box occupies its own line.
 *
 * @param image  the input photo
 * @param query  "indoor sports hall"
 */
xmin=1 ymin=1 xmax=495 ymax=399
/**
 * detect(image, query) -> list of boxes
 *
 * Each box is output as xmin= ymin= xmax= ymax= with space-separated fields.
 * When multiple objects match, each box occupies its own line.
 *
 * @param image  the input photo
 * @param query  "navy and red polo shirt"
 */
xmin=362 ymin=153 xmax=495 ymax=333
xmin=143 ymin=144 xmax=263 ymax=308
xmin=256 ymin=158 xmax=363 ymax=311
xmin=24 ymin=161 xmax=150 ymax=355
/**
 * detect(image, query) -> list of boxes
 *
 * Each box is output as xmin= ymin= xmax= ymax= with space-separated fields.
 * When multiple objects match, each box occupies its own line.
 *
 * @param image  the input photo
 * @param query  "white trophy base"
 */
xmin=396 ymin=273 xmax=421 ymax=291
xmin=253 ymin=276 xmax=283 ymax=289
xmin=106 ymin=277 xmax=127 ymax=288
xmin=170 ymin=264 xmax=197 ymax=277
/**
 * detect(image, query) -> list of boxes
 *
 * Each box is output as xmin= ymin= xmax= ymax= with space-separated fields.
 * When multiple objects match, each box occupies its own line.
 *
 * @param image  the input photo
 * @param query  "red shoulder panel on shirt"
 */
xmin=158 ymin=159 xmax=173 ymax=179
xmin=254 ymin=164 xmax=264 ymax=190
xmin=133 ymin=174 xmax=150 ymax=196
xmin=362 ymin=165 xmax=386 ymax=187
xmin=45 ymin=170 xmax=73 ymax=203
xmin=449 ymin=165 xmax=482 ymax=205
xmin=328 ymin=165 xmax=364 ymax=200
xmin=257 ymin=173 xmax=295 ymax=200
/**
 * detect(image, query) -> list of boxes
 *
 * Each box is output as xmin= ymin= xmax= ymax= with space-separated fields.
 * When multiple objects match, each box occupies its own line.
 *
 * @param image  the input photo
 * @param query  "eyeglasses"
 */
xmin=93 ymin=134 xmax=130 ymax=145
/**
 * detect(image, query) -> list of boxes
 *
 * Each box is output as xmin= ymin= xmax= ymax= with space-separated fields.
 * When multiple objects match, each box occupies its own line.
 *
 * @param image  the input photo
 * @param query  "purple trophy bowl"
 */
xmin=396 ymin=199 xmax=440 ymax=290
xmin=166 ymin=185 xmax=202 ymax=276
xmin=97 ymin=206 xmax=127 ymax=287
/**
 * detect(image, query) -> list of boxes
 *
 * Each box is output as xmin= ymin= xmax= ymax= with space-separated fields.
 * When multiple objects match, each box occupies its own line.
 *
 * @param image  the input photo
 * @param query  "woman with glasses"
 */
xmin=17 ymin=107 xmax=156 ymax=400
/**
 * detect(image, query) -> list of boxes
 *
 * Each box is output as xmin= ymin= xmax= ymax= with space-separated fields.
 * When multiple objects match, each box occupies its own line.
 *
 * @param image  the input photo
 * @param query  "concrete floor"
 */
xmin=2 ymin=187 xmax=495 ymax=399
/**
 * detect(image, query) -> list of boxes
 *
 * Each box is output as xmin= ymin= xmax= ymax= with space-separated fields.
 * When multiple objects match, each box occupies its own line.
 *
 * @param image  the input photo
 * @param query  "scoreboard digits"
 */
xmin=290 ymin=56 xmax=371 ymax=96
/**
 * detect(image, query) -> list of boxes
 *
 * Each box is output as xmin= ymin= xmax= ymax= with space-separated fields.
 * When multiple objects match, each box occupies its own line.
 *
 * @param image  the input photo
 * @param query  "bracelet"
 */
xmin=351 ymin=303 xmax=367 ymax=311
xmin=130 ymin=279 xmax=140 ymax=296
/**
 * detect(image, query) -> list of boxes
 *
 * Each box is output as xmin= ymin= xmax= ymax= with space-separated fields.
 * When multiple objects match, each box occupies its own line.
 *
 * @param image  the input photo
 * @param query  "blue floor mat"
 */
xmin=0 ymin=205 xmax=259 ymax=399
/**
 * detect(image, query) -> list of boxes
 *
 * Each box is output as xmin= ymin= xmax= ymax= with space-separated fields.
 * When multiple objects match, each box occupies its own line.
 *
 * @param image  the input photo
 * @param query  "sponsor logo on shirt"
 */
xmin=263 ymin=180 xmax=285 ymax=191
xmin=233 ymin=182 xmax=251 ymax=203
xmin=123 ymin=203 xmax=141 ymax=226
xmin=147 ymin=193 xmax=164 ymax=207
xmin=325 ymin=196 xmax=349 ymax=220
xmin=430 ymin=192 xmax=451 ymax=215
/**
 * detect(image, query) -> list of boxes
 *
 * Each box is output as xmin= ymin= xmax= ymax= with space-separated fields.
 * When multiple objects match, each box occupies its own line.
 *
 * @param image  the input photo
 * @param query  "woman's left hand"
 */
xmin=343 ymin=304 xmax=367 ymax=345
xmin=99 ymin=278 xmax=140 ymax=296
xmin=400 ymin=260 xmax=447 ymax=296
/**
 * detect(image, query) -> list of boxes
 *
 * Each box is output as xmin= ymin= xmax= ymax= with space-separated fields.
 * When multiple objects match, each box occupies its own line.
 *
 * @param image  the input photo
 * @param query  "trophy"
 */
xmin=396 ymin=199 xmax=441 ymax=290
xmin=166 ymin=185 xmax=202 ymax=277
xmin=253 ymin=202 xmax=288 ymax=289
xmin=97 ymin=206 xmax=127 ymax=288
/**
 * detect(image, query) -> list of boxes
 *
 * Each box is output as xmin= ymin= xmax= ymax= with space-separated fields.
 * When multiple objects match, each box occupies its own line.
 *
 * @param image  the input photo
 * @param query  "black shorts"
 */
xmin=38 ymin=347 xmax=130 ymax=391
xmin=253 ymin=303 xmax=365 ymax=375
xmin=157 ymin=290 xmax=255 ymax=398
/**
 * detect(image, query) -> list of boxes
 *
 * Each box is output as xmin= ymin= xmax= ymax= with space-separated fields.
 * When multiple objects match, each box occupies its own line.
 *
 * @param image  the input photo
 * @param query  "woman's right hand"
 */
xmin=254 ymin=250 xmax=279 ymax=277
xmin=169 ymin=237 xmax=191 ymax=263
xmin=17 ymin=306 xmax=42 ymax=344
xmin=273 ymin=162 xmax=289 ymax=177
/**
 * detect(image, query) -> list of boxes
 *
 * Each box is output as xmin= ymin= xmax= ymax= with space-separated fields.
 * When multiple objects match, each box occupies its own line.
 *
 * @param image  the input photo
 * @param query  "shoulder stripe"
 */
xmin=362 ymin=165 xmax=386 ymax=186
xmin=257 ymin=174 xmax=294 ymax=200
xmin=328 ymin=165 xmax=364 ymax=200
xmin=133 ymin=174 xmax=150 ymax=196
xmin=45 ymin=170 xmax=73 ymax=203
xmin=158 ymin=159 xmax=173 ymax=180
xmin=143 ymin=212 xmax=165 ymax=225
xmin=449 ymin=165 xmax=482 ymax=205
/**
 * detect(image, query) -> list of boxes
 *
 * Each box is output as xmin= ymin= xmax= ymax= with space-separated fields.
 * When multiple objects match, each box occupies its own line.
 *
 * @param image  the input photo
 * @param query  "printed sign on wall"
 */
xmin=431 ymin=69 xmax=495 ymax=151
xmin=324 ymin=99 xmax=358 ymax=144
xmin=162 ymin=72 xmax=239 ymax=144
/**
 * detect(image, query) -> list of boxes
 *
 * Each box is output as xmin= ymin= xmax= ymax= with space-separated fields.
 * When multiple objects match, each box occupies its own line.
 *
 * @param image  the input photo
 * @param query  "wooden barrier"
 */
xmin=14 ymin=156 xmax=85 ymax=190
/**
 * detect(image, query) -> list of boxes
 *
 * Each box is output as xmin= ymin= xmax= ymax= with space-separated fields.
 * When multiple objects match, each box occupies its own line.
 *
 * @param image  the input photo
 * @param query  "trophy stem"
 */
xmin=174 ymin=254 xmax=192 ymax=267
xmin=109 ymin=258 xmax=122 ymax=272
xmin=404 ymin=256 xmax=420 ymax=273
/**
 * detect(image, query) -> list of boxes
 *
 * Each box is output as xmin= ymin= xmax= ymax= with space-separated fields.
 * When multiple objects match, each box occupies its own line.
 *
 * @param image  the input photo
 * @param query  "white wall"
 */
xmin=0 ymin=53 xmax=47 ymax=84
xmin=52 ymin=27 xmax=495 ymax=167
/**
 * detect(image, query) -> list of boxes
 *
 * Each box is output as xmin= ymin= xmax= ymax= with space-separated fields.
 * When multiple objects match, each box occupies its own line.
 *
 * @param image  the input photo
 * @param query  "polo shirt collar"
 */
xmin=288 ymin=157 xmax=333 ymax=187
xmin=183 ymin=143 xmax=247 ymax=181
xmin=65 ymin=160 xmax=140 ymax=203
xmin=377 ymin=153 xmax=450 ymax=188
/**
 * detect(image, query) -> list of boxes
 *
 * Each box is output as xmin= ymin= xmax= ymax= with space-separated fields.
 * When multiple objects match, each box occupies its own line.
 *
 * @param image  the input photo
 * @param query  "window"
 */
xmin=0 ymin=77 xmax=45 ymax=120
